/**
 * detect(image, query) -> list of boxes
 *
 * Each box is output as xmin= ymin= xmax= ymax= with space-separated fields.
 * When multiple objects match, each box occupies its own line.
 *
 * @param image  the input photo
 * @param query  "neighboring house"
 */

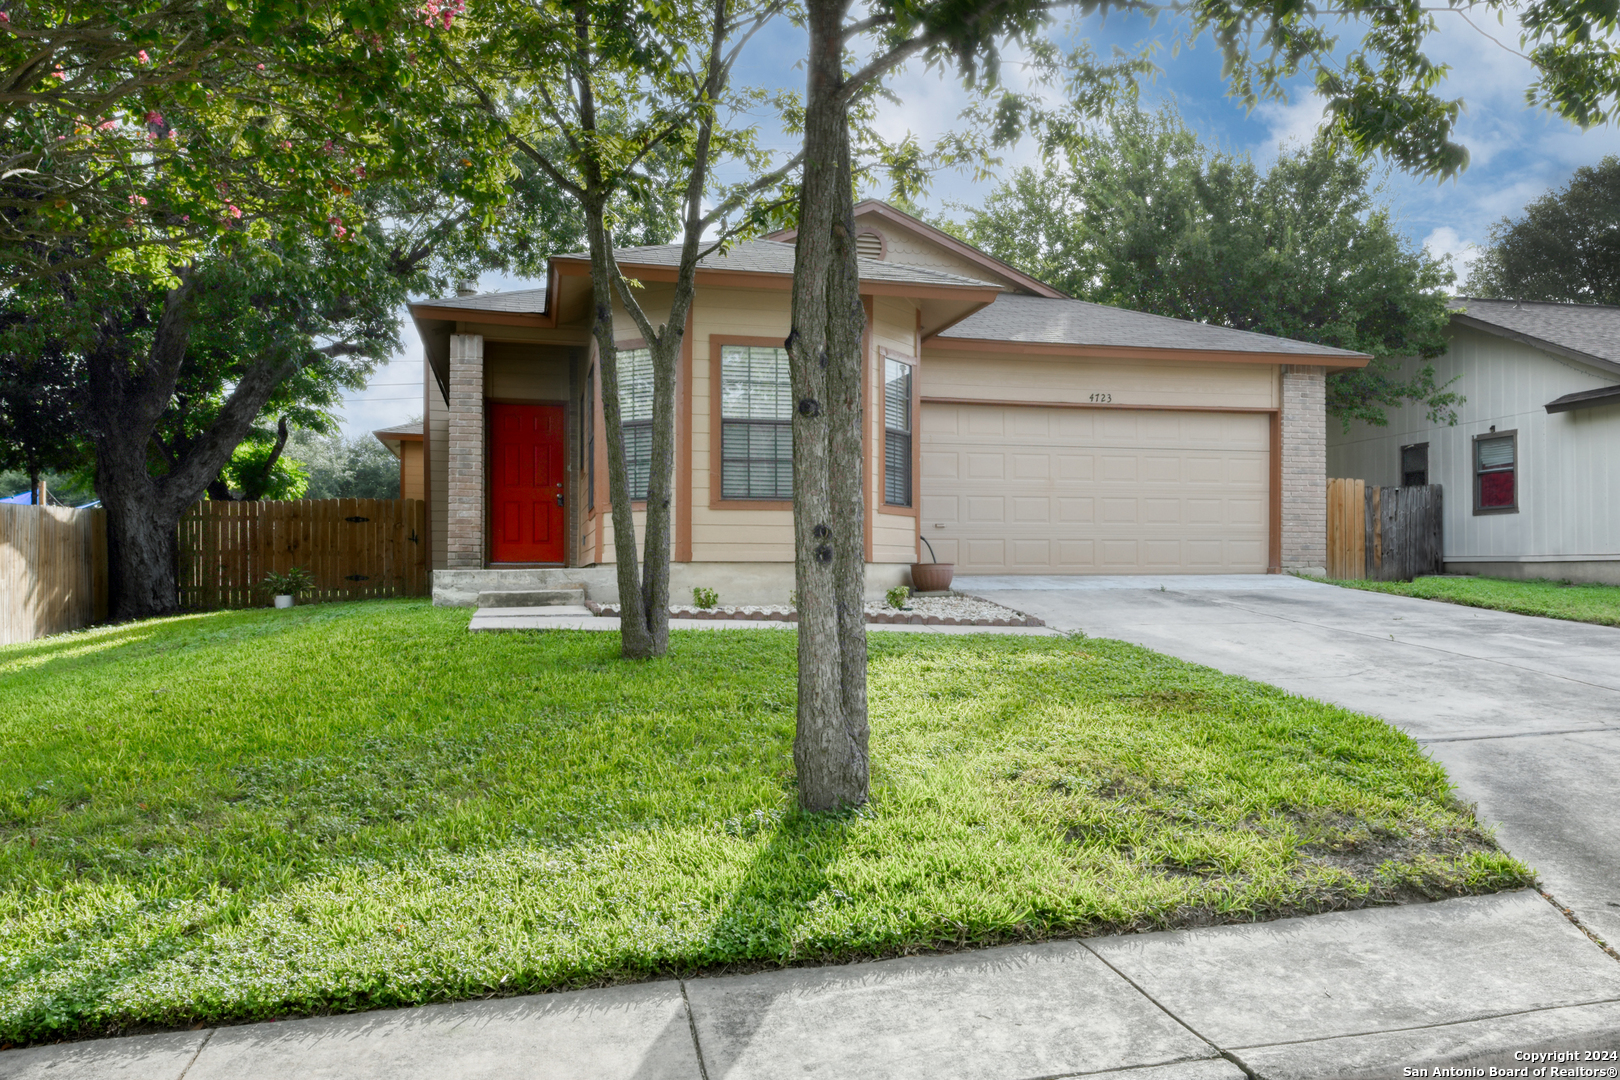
xmin=1327 ymin=297 xmax=1620 ymax=585
xmin=372 ymin=422 xmax=425 ymax=501
xmin=410 ymin=201 xmax=1367 ymax=605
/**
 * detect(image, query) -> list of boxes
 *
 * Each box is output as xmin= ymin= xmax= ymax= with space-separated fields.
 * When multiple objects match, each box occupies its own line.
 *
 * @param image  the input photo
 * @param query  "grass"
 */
xmin=1326 ymin=575 xmax=1620 ymax=626
xmin=0 ymin=601 xmax=1529 ymax=1045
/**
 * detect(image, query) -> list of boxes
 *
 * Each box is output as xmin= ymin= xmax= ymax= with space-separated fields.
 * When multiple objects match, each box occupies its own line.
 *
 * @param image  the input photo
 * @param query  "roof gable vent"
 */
xmin=855 ymin=232 xmax=885 ymax=261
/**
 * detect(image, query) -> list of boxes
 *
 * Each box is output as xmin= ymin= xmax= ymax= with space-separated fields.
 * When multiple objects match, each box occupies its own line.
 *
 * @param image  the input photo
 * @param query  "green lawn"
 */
xmin=0 ymin=601 xmax=1527 ymax=1045
xmin=1328 ymin=575 xmax=1620 ymax=626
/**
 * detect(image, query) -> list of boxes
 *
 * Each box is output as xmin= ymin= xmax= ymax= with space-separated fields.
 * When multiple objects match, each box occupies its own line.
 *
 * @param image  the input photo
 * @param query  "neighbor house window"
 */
xmin=720 ymin=345 xmax=793 ymax=499
xmin=1401 ymin=442 xmax=1428 ymax=487
xmin=1474 ymin=431 xmax=1517 ymax=513
xmin=616 ymin=347 xmax=653 ymax=501
xmin=884 ymin=357 xmax=912 ymax=506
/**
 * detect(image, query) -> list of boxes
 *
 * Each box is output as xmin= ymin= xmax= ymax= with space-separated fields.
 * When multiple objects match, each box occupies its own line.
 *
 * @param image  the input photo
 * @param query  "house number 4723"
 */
xmin=1089 ymin=392 xmax=1112 ymax=403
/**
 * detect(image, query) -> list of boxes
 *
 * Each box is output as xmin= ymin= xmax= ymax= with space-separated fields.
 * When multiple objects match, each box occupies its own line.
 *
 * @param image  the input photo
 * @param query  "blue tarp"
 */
xmin=1 ymin=491 xmax=33 ymax=504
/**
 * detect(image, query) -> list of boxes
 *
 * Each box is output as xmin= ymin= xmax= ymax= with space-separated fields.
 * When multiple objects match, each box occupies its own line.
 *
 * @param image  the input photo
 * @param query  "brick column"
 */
xmin=1280 ymin=364 xmax=1327 ymax=574
xmin=445 ymin=334 xmax=485 ymax=569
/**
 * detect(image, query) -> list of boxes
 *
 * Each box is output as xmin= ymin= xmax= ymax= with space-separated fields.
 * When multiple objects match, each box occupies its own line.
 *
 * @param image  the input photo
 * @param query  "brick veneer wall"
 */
xmin=1280 ymin=364 xmax=1327 ymax=572
xmin=445 ymin=334 xmax=485 ymax=569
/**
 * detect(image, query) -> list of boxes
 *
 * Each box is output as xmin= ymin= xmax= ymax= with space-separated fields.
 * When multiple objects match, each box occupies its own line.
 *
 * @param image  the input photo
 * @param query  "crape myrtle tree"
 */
xmin=445 ymin=0 xmax=803 ymax=659
xmin=785 ymin=0 xmax=1620 ymax=811
xmin=955 ymin=104 xmax=1462 ymax=432
xmin=1 ymin=0 xmax=514 ymax=619
xmin=1466 ymin=156 xmax=1620 ymax=305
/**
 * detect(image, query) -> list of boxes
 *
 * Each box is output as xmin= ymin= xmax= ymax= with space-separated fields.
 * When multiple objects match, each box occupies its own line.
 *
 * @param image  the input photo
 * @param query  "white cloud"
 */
xmin=1422 ymin=226 xmax=1481 ymax=292
xmin=1254 ymin=92 xmax=1329 ymax=162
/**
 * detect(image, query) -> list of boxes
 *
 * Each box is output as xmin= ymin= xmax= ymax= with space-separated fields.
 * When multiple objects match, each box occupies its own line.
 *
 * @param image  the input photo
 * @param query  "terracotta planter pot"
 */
xmin=910 ymin=562 xmax=954 ymax=593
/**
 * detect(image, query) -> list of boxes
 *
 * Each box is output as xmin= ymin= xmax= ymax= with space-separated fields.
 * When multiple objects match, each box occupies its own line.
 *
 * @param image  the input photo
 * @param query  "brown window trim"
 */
xmin=877 ymin=348 xmax=919 ymax=519
xmin=709 ymin=335 xmax=795 ymax=511
xmin=1473 ymin=428 xmax=1519 ymax=515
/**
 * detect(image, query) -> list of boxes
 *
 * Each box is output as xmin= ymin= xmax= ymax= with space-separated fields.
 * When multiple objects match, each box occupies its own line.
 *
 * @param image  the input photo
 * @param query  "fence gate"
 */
xmin=1325 ymin=479 xmax=1443 ymax=581
xmin=177 ymin=498 xmax=426 ymax=609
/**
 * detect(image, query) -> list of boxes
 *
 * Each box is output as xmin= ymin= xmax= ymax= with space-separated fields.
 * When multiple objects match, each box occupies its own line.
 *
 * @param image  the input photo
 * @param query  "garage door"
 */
xmin=920 ymin=403 xmax=1270 ymax=574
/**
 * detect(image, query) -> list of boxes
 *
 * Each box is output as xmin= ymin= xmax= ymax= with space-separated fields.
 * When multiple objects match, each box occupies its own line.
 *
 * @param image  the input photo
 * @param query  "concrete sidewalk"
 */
xmin=465 ymin=607 xmax=1060 ymax=636
xmin=5 ymin=890 xmax=1618 ymax=1080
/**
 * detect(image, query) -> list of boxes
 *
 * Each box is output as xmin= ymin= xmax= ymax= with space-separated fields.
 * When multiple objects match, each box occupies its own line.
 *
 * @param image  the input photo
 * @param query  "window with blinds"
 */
xmin=720 ymin=345 xmax=793 ymax=499
xmin=1474 ymin=431 xmax=1516 ymax=512
xmin=616 ymin=348 xmax=653 ymax=501
xmin=884 ymin=357 xmax=912 ymax=506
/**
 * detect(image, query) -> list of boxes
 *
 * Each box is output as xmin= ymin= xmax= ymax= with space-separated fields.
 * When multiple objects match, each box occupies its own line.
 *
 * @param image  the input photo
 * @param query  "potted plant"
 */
xmin=910 ymin=537 xmax=954 ymax=593
xmin=260 ymin=567 xmax=315 ymax=609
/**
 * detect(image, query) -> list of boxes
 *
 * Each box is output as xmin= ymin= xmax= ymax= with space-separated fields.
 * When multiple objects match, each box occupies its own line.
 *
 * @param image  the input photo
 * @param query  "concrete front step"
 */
xmin=474 ymin=588 xmax=585 ymax=608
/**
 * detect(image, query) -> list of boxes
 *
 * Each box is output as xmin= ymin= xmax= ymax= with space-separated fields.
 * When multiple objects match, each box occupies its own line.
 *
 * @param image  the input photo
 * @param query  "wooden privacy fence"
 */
xmin=178 ymin=498 xmax=427 ymax=609
xmin=1326 ymin=478 xmax=1444 ymax=581
xmin=0 ymin=504 xmax=108 ymax=645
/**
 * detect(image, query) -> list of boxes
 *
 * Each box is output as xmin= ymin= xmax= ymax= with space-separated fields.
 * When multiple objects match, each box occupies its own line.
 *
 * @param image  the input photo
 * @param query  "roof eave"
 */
xmin=1451 ymin=312 xmax=1620 ymax=380
xmin=1545 ymin=385 xmax=1620 ymax=414
xmin=927 ymin=335 xmax=1370 ymax=369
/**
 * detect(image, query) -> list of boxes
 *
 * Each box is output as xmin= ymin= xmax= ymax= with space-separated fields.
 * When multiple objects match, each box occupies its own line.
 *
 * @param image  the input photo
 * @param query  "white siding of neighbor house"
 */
xmin=1326 ymin=325 xmax=1620 ymax=563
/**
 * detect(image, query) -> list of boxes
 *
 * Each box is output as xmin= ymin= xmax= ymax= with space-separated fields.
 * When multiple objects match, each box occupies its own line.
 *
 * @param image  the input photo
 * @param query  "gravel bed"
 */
xmin=584 ymin=593 xmax=1043 ymax=627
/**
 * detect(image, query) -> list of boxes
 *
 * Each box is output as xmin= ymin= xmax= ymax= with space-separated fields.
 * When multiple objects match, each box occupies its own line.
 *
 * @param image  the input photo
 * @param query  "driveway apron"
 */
xmin=960 ymin=574 xmax=1620 ymax=948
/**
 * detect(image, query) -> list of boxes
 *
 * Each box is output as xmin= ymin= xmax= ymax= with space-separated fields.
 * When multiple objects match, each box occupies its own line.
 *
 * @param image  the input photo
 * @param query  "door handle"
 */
xmin=555 ymin=493 xmax=565 ymax=507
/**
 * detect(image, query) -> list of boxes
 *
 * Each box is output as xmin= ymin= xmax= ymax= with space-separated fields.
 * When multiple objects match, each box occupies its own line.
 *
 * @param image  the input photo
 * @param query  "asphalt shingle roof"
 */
xmin=556 ymin=239 xmax=1002 ymax=290
xmin=937 ymin=294 xmax=1370 ymax=357
xmin=1451 ymin=297 xmax=1620 ymax=372
xmin=414 ymin=288 xmax=549 ymax=314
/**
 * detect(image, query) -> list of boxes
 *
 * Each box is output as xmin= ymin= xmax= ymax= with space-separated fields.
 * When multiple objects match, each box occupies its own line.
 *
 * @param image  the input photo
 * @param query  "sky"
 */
xmin=336 ymin=6 xmax=1620 ymax=439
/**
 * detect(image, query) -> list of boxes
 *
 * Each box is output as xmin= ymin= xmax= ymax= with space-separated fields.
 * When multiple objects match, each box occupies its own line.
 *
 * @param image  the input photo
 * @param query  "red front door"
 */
xmin=490 ymin=403 xmax=565 ymax=563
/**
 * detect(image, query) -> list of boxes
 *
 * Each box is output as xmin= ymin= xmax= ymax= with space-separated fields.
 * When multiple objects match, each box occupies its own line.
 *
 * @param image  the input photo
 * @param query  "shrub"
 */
xmin=886 ymin=585 xmax=911 ymax=610
xmin=692 ymin=586 xmax=719 ymax=609
xmin=260 ymin=566 xmax=316 ymax=598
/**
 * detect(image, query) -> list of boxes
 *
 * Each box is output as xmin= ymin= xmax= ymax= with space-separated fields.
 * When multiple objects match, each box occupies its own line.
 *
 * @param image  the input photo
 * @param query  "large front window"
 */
xmin=720 ymin=345 xmax=793 ymax=499
xmin=616 ymin=347 xmax=653 ymax=501
xmin=884 ymin=357 xmax=912 ymax=506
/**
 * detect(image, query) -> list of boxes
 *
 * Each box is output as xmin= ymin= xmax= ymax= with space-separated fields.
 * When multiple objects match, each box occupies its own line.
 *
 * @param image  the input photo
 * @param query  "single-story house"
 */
xmin=409 ymin=201 xmax=1368 ymax=605
xmin=1327 ymin=297 xmax=1620 ymax=585
xmin=372 ymin=422 xmax=425 ymax=501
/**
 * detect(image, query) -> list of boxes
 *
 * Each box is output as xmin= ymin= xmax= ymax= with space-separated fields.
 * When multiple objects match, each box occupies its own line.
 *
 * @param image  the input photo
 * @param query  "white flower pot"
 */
xmin=273 ymin=595 xmax=295 ymax=609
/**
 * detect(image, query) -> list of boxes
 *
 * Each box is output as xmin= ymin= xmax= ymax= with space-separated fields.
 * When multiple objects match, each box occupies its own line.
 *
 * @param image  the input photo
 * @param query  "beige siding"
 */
xmin=854 ymin=213 xmax=1014 ymax=289
xmin=486 ymin=344 xmax=570 ymax=401
xmin=921 ymin=350 xmax=1279 ymax=411
xmin=922 ymin=402 xmax=1270 ymax=574
xmin=400 ymin=441 xmax=424 ymax=503
xmin=690 ymin=286 xmax=796 ymax=561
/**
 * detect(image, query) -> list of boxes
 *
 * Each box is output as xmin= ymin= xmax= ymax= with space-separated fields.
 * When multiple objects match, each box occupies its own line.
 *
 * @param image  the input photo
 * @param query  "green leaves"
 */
xmin=1465 ymin=154 xmax=1620 ymax=304
xmin=955 ymin=103 xmax=1459 ymax=428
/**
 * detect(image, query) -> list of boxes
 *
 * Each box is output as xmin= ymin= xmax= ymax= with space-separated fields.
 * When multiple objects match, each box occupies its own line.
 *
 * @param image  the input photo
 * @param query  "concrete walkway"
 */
xmin=962 ymin=573 xmax=1620 ymax=949
xmin=466 ymin=606 xmax=1060 ymax=636
xmin=4 ymin=890 xmax=1617 ymax=1080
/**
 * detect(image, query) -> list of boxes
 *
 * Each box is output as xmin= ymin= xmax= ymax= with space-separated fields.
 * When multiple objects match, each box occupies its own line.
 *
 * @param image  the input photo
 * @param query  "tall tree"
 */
xmin=782 ymin=0 xmax=1620 ymax=812
xmin=955 ymin=105 xmax=1461 ymax=431
xmin=1466 ymin=156 xmax=1620 ymax=305
xmin=449 ymin=0 xmax=800 ymax=659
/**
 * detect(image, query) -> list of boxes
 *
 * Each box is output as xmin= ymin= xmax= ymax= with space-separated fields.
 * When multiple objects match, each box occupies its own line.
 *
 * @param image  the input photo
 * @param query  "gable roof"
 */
xmin=1450 ymin=297 xmax=1620 ymax=378
xmin=552 ymin=238 xmax=1002 ymax=292
xmin=934 ymin=294 xmax=1371 ymax=363
xmin=764 ymin=201 xmax=1068 ymax=299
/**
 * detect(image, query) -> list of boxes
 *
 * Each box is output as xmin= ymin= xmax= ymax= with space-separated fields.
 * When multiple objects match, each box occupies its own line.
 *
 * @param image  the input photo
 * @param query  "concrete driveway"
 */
xmin=961 ymin=573 xmax=1620 ymax=948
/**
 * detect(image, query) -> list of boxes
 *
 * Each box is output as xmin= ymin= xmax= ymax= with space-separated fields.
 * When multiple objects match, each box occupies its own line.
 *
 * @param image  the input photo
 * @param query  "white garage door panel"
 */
xmin=921 ymin=403 xmax=1270 ymax=575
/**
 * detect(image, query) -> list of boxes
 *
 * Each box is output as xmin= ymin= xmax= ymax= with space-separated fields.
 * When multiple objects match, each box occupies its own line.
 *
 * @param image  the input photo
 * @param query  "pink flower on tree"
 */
xmin=0 ymin=12 xmax=11 ymax=24
xmin=137 ymin=50 xmax=150 ymax=64
xmin=226 ymin=204 xmax=242 ymax=219
xmin=145 ymin=110 xmax=163 ymax=124
xmin=419 ymin=0 xmax=466 ymax=30
xmin=49 ymin=67 xmax=66 ymax=79
xmin=279 ymin=140 xmax=292 ymax=150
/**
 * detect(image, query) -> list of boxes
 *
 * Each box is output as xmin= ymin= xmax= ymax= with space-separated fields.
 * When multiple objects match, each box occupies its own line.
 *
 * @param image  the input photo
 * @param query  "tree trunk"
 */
xmin=586 ymin=208 xmax=659 ymax=659
xmin=101 ymin=474 xmax=182 ymax=621
xmin=787 ymin=0 xmax=869 ymax=812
